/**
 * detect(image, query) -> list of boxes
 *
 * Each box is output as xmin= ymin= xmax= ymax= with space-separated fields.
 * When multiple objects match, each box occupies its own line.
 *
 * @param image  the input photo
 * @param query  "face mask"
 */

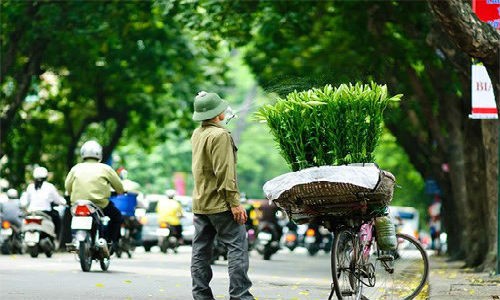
xmin=224 ymin=106 xmax=238 ymax=124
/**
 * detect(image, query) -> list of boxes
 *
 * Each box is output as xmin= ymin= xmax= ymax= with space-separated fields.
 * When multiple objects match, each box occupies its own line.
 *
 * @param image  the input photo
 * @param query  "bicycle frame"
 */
xmin=328 ymin=214 xmax=429 ymax=300
xmin=327 ymin=214 xmax=387 ymax=299
xmin=359 ymin=223 xmax=373 ymax=260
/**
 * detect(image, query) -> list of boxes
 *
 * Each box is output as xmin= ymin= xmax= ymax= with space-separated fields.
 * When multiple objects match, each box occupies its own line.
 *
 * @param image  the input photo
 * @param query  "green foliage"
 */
xmin=236 ymin=128 xmax=289 ymax=198
xmin=115 ymin=137 xmax=194 ymax=195
xmin=176 ymin=1 xmax=464 ymax=232
xmin=374 ymin=130 xmax=427 ymax=226
xmin=256 ymin=83 xmax=402 ymax=170
xmin=113 ymin=51 xmax=289 ymax=199
xmin=1 ymin=1 xmax=230 ymax=189
xmin=0 ymin=0 xmax=446 ymax=227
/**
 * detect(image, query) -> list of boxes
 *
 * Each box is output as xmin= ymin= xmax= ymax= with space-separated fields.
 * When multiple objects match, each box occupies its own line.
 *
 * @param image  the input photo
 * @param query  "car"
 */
xmin=139 ymin=194 xmax=165 ymax=251
xmin=140 ymin=194 xmax=194 ymax=250
xmin=388 ymin=206 xmax=420 ymax=239
xmin=176 ymin=195 xmax=194 ymax=245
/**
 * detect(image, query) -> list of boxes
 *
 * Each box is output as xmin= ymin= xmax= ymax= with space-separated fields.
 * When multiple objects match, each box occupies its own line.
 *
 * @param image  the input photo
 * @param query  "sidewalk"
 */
xmin=428 ymin=254 xmax=500 ymax=299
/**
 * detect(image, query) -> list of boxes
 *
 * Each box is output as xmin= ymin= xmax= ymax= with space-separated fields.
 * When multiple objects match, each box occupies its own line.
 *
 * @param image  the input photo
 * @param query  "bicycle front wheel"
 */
xmin=331 ymin=229 xmax=363 ymax=300
xmin=363 ymin=233 xmax=429 ymax=300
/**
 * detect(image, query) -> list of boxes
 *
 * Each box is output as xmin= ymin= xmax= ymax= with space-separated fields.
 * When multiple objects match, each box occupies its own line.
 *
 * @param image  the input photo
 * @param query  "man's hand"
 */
xmin=231 ymin=205 xmax=248 ymax=225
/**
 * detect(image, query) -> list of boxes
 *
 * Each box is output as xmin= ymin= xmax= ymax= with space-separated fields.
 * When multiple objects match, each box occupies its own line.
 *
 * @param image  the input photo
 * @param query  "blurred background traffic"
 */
xmin=2 ymin=0 xmax=495 ymax=271
xmin=0 ymin=174 xmax=443 ymax=260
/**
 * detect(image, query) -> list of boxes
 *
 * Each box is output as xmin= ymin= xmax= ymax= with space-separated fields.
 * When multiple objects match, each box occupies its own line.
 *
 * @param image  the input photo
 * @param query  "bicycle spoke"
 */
xmin=361 ymin=233 xmax=429 ymax=300
xmin=332 ymin=229 xmax=363 ymax=300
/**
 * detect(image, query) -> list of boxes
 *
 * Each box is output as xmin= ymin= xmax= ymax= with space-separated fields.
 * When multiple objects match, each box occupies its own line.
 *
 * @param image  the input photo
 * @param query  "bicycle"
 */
xmin=324 ymin=214 xmax=429 ymax=300
xmin=263 ymin=164 xmax=428 ymax=299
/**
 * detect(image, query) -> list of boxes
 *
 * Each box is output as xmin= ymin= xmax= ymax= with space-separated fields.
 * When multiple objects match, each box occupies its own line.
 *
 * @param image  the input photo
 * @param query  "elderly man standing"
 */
xmin=190 ymin=91 xmax=254 ymax=300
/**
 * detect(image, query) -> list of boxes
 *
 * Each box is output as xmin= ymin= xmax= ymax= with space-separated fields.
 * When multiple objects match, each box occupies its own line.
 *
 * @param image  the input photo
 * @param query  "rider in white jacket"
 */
xmin=21 ymin=167 xmax=66 ymax=236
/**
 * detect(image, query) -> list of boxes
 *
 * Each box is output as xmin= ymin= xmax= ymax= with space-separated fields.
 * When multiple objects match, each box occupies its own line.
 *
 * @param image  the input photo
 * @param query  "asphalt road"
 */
xmin=0 ymin=246 xmax=333 ymax=300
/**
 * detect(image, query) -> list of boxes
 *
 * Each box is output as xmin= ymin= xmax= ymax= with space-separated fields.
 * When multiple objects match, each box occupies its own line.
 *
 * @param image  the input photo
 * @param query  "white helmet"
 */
xmin=119 ymin=169 xmax=128 ymax=180
xmin=6 ymin=188 xmax=18 ymax=199
xmin=80 ymin=140 xmax=102 ymax=161
xmin=165 ymin=189 xmax=176 ymax=199
xmin=33 ymin=166 xmax=48 ymax=179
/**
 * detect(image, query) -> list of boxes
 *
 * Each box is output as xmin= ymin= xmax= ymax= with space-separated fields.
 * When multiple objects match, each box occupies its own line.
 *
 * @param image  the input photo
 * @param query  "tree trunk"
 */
xmin=102 ymin=116 xmax=128 ymax=164
xmin=64 ymin=115 xmax=97 ymax=171
xmin=440 ymin=93 xmax=468 ymax=260
xmin=426 ymin=28 xmax=471 ymax=259
xmin=427 ymin=0 xmax=499 ymax=269
xmin=0 ymin=44 xmax=45 ymax=154
xmin=463 ymin=119 xmax=489 ymax=268
xmin=480 ymin=120 xmax=498 ymax=271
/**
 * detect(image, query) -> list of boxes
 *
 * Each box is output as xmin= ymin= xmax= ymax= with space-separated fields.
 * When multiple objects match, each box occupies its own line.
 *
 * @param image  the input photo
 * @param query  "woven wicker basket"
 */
xmin=272 ymin=170 xmax=396 ymax=224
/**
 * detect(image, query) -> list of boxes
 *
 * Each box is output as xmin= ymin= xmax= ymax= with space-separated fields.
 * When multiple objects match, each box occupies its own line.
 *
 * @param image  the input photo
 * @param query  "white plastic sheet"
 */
xmin=263 ymin=164 xmax=381 ymax=201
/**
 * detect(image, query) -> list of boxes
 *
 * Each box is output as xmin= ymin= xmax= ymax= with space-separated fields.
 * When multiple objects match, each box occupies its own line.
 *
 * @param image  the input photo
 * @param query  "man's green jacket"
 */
xmin=191 ymin=121 xmax=240 ymax=214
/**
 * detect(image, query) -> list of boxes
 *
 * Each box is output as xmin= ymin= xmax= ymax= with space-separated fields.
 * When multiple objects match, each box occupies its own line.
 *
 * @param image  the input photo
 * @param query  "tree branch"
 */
xmin=0 ymin=42 xmax=45 ymax=151
xmin=102 ymin=115 xmax=128 ymax=163
xmin=0 ymin=2 xmax=40 ymax=83
xmin=427 ymin=0 xmax=500 ymax=103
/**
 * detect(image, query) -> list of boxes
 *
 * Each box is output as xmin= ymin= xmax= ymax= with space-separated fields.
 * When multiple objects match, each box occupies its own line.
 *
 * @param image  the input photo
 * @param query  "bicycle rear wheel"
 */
xmin=331 ymin=229 xmax=363 ymax=300
xmin=362 ymin=233 xmax=429 ymax=299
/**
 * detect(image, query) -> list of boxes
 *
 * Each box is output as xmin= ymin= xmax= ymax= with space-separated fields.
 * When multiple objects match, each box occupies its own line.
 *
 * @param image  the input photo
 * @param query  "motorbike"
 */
xmin=0 ymin=219 xmax=23 ymax=255
xmin=22 ymin=211 xmax=56 ymax=258
xmin=115 ymin=216 xmax=139 ymax=258
xmin=246 ymin=226 xmax=257 ymax=251
xmin=281 ymin=220 xmax=299 ymax=252
xmin=255 ymin=222 xmax=281 ymax=260
xmin=211 ymin=226 xmax=254 ymax=264
xmin=158 ymin=222 xmax=180 ymax=254
xmin=283 ymin=227 xmax=299 ymax=252
xmin=66 ymin=200 xmax=111 ymax=272
xmin=110 ymin=193 xmax=141 ymax=258
xmin=303 ymin=224 xmax=332 ymax=256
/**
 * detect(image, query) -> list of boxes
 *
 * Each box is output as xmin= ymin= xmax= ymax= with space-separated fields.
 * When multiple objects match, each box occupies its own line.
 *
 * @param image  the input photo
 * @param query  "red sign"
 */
xmin=472 ymin=0 xmax=500 ymax=29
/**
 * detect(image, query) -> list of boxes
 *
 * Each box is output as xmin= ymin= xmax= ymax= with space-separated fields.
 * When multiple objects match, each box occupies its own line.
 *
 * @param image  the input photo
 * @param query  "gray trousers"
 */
xmin=191 ymin=211 xmax=254 ymax=300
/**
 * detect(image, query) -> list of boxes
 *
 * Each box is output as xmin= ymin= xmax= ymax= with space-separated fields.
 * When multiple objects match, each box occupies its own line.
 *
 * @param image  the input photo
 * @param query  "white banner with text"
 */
xmin=469 ymin=64 xmax=498 ymax=119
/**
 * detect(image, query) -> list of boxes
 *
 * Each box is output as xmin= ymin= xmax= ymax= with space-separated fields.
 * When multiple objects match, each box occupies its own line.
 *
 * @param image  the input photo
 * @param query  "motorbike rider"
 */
xmin=113 ymin=167 xmax=143 ymax=244
xmin=64 ymin=140 xmax=125 ymax=254
xmin=156 ymin=189 xmax=184 ymax=242
xmin=0 ymin=189 xmax=23 ymax=229
xmin=0 ymin=179 xmax=10 ymax=203
xmin=240 ymin=195 xmax=258 ymax=231
xmin=116 ymin=168 xmax=143 ymax=213
xmin=257 ymin=200 xmax=283 ymax=241
xmin=21 ymin=167 xmax=66 ymax=237
xmin=117 ymin=168 xmax=142 ymax=197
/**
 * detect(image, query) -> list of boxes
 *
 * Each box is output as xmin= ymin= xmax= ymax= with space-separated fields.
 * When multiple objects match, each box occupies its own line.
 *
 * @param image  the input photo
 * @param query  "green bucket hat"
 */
xmin=192 ymin=91 xmax=229 ymax=121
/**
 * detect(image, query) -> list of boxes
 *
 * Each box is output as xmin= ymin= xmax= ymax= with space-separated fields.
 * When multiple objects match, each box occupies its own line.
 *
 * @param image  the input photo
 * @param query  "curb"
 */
xmin=428 ymin=255 xmax=500 ymax=299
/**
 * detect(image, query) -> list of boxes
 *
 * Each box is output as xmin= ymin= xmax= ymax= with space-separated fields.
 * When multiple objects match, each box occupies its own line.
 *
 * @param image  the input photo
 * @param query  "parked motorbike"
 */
xmin=66 ymin=200 xmax=111 ymax=272
xmin=0 ymin=219 xmax=23 ymax=255
xmin=158 ymin=222 xmax=180 ymax=254
xmin=255 ymin=222 xmax=281 ymax=260
xmin=304 ymin=224 xmax=332 ymax=256
xmin=23 ymin=211 xmax=56 ymax=258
